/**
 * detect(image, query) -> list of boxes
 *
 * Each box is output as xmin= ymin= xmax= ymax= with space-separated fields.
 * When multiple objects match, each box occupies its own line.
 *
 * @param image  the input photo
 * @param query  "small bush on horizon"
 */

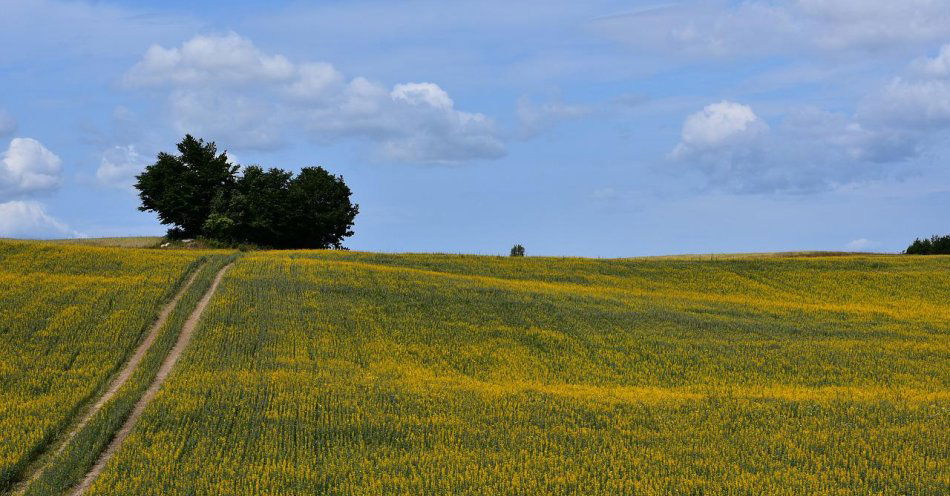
xmin=510 ymin=244 xmax=525 ymax=257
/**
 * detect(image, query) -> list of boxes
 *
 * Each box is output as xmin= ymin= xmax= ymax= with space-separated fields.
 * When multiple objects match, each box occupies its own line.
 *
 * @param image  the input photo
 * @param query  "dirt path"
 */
xmin=68 ymin=262 xmax=233 ymax=496
xmin=13 ymin=265 xmax=204 ymax=493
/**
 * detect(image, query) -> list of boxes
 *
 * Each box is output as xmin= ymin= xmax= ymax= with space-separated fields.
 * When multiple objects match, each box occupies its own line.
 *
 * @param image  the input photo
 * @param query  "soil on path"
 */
xmin=69 ymin=263 xmax=233 ymax=496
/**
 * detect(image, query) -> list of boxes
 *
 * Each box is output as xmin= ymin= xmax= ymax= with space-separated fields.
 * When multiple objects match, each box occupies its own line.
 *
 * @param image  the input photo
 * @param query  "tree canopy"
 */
xmin=136 ymin=135 xmax=358 ymax=249
xmin=905 ymin=234 xmax=950 ymax=255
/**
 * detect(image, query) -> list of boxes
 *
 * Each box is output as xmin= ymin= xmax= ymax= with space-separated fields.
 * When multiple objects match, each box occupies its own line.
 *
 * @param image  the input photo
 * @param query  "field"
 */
xmin=0 ymin=241 xmax=207 ymax=490
xmin=46 ymin=238 xmax=164 ymax=249
xmin=11 ymin=248 xmax=933 ymax=495
xmin=1 ymin=242 xmax=947 ymax=494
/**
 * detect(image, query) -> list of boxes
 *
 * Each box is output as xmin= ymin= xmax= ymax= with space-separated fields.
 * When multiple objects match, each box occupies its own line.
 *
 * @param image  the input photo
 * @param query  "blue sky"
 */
xmin=1 ymin=0 xmax=949 ymax=256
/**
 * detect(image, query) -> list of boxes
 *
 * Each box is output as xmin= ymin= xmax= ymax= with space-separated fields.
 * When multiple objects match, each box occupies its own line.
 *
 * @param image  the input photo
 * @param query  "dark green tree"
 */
xmin=285 ymin=167 xmax=359 ymax=249
xmin=906 ymin=238 xmax=930 ymax=254
xmin=135 ymin=135 xmax=238 ymax=238
xmin=510 ymin=244 xmax=525 ymax=257
xmin=206 ymin=166 xmax=294 ymax=246
xmin=137 ymin=135 xmax=358 ymax=249
xmin=906 ymin=234 xmax=950 ymax=255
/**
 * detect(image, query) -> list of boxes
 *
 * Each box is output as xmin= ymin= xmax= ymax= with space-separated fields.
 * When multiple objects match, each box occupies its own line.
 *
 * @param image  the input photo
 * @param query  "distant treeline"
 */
xmin=905 ymin=234 xmax=950 ymax=255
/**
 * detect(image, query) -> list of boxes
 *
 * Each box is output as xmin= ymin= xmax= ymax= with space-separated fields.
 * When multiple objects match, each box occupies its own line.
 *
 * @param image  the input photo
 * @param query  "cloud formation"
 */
xmin=671 ymin=101 xmax=767 ymax=160
xmin=669 ymin=101 xmax=917 ymax=193
xmin=861 ymin=44 xmax=950 ymax=130
xmin=0 ymin=200 xmax=78 ymax=238
xmin=124 ymin=32 xmax=294 ymax=87
xmin=1 ymin=137 xmax=62 ymax=199
xmin=123 ymin=32 xmax=505 ymax=163
xmin=669 ymin=42 xmax=950 ymax=193
xmin=592 ymin=1 xmax=950 ymax=58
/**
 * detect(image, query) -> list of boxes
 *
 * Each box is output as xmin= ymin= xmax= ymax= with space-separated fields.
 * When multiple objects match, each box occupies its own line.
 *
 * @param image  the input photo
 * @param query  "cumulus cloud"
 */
xmin=123 ymin=32 xmax=294 ymax=87
xmin=671 ymin=101 xmax=768 ymax=160
xmin=592 ymin=1 xmax=950 ymax=58
xmin=97 ymin=145 xmax=148 ymax=189
xmin=1 ymin=137 xmax=62 ymax=199
xmin=670 ymin=101 xmax=769 ymax=183
xmin=669 ymin=41 xmax=950 ymax=194
xmin=668 ymin=101 xmax=919 ymax=193
xmin=0 ymin=110 xmax=15 ymax=137
xmin=123 ymin=32 xmax=505 ymax=163
xmin=0 ymin=200 xmax=79 ymax=239
xmin=861 ymin=44 xmax=950 ymax=130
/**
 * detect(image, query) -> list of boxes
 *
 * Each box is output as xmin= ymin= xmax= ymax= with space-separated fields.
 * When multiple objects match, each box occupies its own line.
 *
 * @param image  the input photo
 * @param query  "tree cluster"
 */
xmin=510 ymin=244 xmax=525 ymax=257
xmin=135 ymin=135 xmax=358 ymax=249
xmin=905 ymin=234 xmax=950 ymax=255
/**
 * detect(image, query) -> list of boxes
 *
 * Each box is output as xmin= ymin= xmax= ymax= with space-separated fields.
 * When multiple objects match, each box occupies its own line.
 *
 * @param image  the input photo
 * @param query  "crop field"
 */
xmin=0 ymin=241 xmax=210 ymax=490
xmin=46 ymin=238 xmax=164 ymax=249
xmin=53 ymin=250 xmax=947 ymax=495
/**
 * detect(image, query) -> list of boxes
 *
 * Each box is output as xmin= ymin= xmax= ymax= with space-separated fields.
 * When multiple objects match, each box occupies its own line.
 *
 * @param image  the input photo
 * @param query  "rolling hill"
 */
xmin=1 ymin=240 xmax=948 ymax=495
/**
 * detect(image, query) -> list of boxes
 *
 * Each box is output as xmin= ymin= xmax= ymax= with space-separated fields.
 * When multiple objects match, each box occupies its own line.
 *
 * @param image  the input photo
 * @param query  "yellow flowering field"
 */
xmin=86 ymin=251 xmax=950 ymax=495
xmin=0 ymin=240 xmax=205 ymax=490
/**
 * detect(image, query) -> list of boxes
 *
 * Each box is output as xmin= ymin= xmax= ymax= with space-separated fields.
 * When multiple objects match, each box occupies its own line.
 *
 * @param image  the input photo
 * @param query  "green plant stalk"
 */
xmin=21 ymin=254 xmax=238 ymax=496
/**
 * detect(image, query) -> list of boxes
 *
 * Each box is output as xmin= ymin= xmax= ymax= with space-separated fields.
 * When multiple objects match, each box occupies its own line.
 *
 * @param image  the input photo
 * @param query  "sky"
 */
xmin=1 ymin=0 xmax=949 ymax=256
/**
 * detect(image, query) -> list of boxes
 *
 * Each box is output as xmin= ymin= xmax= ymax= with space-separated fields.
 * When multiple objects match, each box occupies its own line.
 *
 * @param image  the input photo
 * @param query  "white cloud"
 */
xmin=668 ymin=102 xmax=919 ymax=193
xmin=124 ymin=32 xmax=295 ymax=88
xmin=861 ymin=44 xmax=950 ymax=130
xmin=671 ymin=101 xmax=767 ymax=160
xmin=285 ymin=62 xmax=344 ymax=101
xmin=592 ymin=1 xmax=950 ymax=59
xmin=123 ymin=33 xmax=506 ymax=163
xmin=0 ymin=200 xmax=79 ymax=239
xmin=1 ymin=137 xmax=62 ymax=199
xmin=846 ymin=238 xmax=879 ymax=251
xmin=392 ymin=83 xmax=454 ymax=109
xmin=0 ymin=110 xmax=15 ymax=137
xmin=667 ymin=40 xmax=950 ymax=194
xmin=97 ymin=145 xmax=148 ymax=189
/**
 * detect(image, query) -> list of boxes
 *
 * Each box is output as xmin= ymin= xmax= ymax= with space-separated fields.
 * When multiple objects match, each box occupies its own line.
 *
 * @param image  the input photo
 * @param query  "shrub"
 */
xmin=510 ymin=244 xmax=525 ymax=257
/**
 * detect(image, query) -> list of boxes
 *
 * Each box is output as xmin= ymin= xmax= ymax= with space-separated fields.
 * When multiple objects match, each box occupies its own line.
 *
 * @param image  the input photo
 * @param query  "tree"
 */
xmin=136 ymin=135 xmax=358 ymax=249
xmin=206 ymin=166 xmax=294 ymax=246
xmin=135 ymin=135 xmax=237 ymax=238
xmin=510 ymin=244 xmax=525 ymax=257
xmin=285 ymin=167 xmax=359 ymax=249
xmin=905 ymin=234 xmax=950 ymax=255
xmin=205 ymin=166 xmax=358 ymax=249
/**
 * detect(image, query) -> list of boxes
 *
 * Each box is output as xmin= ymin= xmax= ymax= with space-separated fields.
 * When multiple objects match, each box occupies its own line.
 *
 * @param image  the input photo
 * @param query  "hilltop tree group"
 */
xmin=135 ymin=135 xmax=358 ymax=249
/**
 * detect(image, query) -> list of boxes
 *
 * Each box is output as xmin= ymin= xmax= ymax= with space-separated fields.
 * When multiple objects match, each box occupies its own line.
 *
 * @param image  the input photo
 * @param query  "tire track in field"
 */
xmin=13 ymin=264 xmax=204 ymax=492
xmin=69 ymin=262 xmax=233 ymax=496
